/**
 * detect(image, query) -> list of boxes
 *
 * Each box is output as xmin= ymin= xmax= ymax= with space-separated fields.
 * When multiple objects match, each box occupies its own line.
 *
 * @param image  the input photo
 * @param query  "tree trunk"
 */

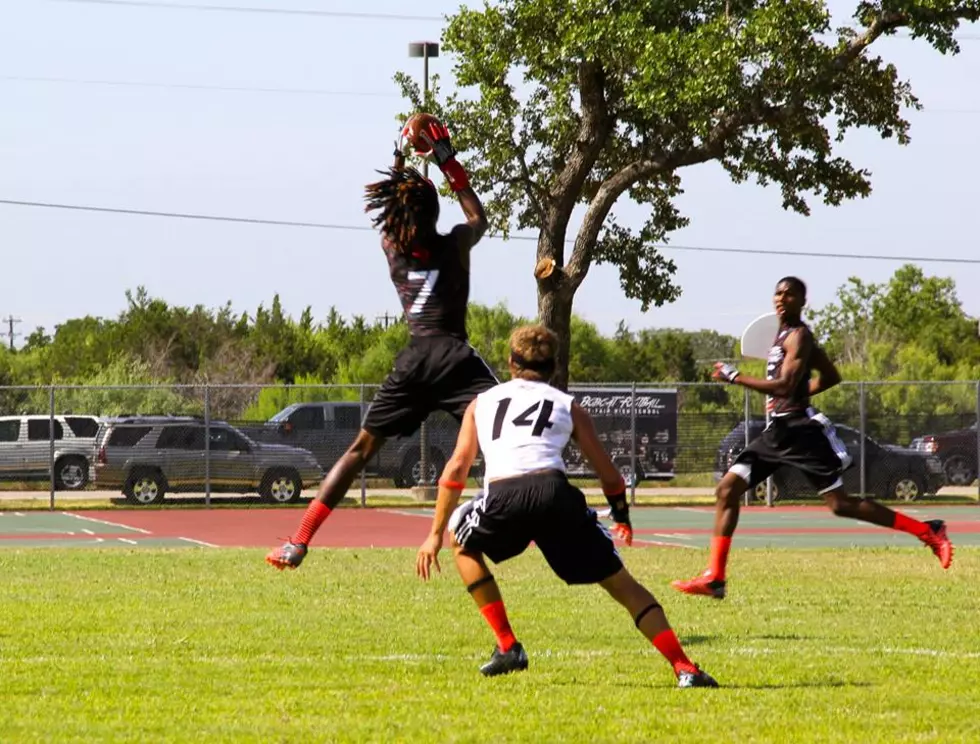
xmin=538 ymin=283 xmax=574 ymax=392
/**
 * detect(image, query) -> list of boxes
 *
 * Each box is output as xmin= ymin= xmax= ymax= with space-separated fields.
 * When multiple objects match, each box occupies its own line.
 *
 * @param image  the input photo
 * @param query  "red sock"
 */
xmin=652 ymin=629 xmax=697 ymax=676
xmin=892 ymin=512 xmax=930 ymax=539
xmin=293 ymin=501 xmax=332 ymax=545
xmin=479 ymin=600 xmax=517 ymax=652
xmin=707 ymin=536 xmax=732 ymax=580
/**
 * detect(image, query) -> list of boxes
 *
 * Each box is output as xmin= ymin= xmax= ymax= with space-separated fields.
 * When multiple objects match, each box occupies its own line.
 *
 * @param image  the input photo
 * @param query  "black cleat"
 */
xmin=479 ymin=642 xmax=529 ymax=677
xmin=677 ymin=666 xmax=719 ymax=689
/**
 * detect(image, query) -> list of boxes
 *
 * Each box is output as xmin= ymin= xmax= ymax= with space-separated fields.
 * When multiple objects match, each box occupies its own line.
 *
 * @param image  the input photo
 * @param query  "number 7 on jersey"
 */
xmin=407 ymin=270 xmax=440 ymax=316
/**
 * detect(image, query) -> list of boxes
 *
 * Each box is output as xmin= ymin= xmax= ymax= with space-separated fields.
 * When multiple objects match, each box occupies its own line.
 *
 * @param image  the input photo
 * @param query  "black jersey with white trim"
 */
xmin=766 ymin=322 xmax=814 ymax=417
xmin=383 ymin=233 xmax=469 ymax=340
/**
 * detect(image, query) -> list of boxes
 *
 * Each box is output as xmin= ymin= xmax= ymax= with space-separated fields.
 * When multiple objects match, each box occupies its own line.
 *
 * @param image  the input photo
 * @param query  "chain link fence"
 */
xmin=0 ymin=382 xmax=976 ymax=508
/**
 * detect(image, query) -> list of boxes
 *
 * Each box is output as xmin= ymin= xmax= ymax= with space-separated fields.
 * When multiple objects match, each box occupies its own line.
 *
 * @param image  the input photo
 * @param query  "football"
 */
xmin=401 ymin=112 xmax=442 ymax=156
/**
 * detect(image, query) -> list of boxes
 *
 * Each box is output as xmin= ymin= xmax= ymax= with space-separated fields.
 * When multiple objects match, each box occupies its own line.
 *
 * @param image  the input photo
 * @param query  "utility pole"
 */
xmin=376 ymin=311 xmax=399 ymax=330
xmin=2 ymin=316 xmax=21 ymax=351
xmin=408 ymin=40 xmax=441 ymax=504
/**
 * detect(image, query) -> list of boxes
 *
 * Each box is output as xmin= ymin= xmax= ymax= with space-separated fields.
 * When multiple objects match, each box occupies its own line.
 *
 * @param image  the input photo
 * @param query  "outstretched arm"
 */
xmin=570 ymin=402 xmax=633 ymax=546
xmin=418 ymin=122 xmax=488 ymax=251
xmin=417 ymin=400 xmax=479 ymax=580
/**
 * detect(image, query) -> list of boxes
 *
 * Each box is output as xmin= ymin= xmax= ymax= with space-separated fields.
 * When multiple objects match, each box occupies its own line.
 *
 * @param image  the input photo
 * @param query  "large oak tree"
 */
xmin=396 ymin=0 xmax=979 ymax=389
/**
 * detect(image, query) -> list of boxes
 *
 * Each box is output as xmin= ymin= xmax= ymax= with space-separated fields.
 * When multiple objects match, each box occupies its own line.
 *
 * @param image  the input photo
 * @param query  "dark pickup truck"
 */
xmin=237 ymin=402 xmax=479 ymax=487
xmin=910 ymin=425 xmax=978 ymax=486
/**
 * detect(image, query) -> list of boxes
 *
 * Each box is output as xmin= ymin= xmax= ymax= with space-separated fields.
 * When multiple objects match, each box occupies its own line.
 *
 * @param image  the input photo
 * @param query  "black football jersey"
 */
xmin=766 ymin=322 xmax=813 ymax=416
xmin=383 ymin=233 xmax=469 ymax=339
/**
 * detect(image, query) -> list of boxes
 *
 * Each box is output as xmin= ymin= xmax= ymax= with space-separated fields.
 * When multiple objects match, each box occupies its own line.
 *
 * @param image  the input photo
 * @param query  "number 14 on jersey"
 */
xmin=492 ymin=397 xmax=555 ymax=440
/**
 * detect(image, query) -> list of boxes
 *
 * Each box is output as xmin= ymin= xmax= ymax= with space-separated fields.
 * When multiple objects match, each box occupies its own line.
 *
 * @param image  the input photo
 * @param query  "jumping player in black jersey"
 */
xmin=266 ymin=119 xmax=497 ymax=570
xmin=672 ymin=277 xmax=954 ymax=599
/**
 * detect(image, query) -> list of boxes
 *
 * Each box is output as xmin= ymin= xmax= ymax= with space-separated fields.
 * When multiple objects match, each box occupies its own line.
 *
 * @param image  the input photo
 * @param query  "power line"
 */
xmin=50 ymin=0 xmax=980 ymax=40
xmin=5 ymin=75 xmax=980 ymax=113
xmin=3 ymin=198 xmax=979 ymax=266
xmin=50 ymin=0 xmax=444 ymax=21
xmin=0 ymin=75 xmax=399 ymax=99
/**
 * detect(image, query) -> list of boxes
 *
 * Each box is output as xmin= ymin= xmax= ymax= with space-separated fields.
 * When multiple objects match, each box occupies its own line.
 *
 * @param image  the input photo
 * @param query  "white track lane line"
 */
xmin=179 ymin=536 xmax=218 ymax=548
xmin=65 ymin=512 xmax=152 ymax=534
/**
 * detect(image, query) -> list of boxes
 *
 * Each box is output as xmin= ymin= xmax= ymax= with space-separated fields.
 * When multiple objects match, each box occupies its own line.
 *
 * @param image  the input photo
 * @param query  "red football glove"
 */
xmin=417 ymin=121 xmax=470 ymax=192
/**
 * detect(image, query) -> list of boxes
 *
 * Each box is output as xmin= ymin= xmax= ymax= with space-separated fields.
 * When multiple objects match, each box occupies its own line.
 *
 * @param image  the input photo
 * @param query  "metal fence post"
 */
xmin=976 ymin=381 xmax=980 ymax=504
xmin=743 ymin=387 xmax=751 ymax=506
xmin=859 ymin=382 xmax=867 ymax=497
xmin=629 ymin=381 xmax=637 ymax=506
xmin=360 ymin=384 xmax=367 ymax=507
xmin=419 ymin=419 xmax=430 ymax=487
xmin=204 ymin=385 xmax=211 ymax=509
xmin=48 ymin=386 xmax=55 ymax=511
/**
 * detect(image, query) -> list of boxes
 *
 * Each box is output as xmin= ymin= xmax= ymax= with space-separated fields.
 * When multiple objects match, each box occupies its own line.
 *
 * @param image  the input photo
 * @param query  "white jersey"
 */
xmin=473 ymin=378 xmax=575 ymax=487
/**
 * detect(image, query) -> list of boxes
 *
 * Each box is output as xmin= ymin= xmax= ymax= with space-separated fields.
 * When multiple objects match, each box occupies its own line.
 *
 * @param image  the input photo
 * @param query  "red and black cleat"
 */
xmin=670 ymin=574 xmax=727 ymax=600
xmin=921 ymin=520 xmax=954 ymax=570
xmin=265 ymin=540 xmax=308 ymax=570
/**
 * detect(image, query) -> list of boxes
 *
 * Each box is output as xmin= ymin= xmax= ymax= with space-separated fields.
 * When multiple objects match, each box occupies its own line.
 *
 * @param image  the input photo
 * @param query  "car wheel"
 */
xmin=55 ymin=456 xmax=89 ymax=491
xmin=124 ymin=469 xmax=166 ymax=505
xmin=260 ymin=468 xmax=302 ymax=504
xmin=942 ymin=455 xmax=976 ymax=487
xmin=889 ymin=476 xmax=924 ymax=502
xmin=401 ymin=449 xmax=445 ymax=487
xmin=752 ymin=480 xmax=780 ymax=503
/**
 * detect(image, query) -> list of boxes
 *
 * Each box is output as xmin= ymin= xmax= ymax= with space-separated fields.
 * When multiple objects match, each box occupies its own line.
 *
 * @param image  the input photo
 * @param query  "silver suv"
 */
xmin=94 ymin=416 xmax=324 ymax=505
xmin=0 ymin=414 xmax=102 ymax=490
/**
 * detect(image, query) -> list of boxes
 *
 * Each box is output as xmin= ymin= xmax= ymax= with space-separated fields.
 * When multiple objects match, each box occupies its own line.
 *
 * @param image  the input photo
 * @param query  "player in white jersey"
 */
xmin=416 ymin=325 xmax=718 ymax=687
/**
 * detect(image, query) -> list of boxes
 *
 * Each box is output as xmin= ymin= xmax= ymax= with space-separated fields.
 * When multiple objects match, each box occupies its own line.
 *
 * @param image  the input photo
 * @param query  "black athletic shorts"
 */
xmin=730 ymin=408 xmax=853 ymax=493
xmin=362 ymin=334 xmax=498 ymax=439
xmin=448 ymin=471 xmax=624 ymax=585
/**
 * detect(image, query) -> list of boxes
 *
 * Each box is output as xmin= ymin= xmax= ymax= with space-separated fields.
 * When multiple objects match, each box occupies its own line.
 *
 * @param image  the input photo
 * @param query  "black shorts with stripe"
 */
xmin=362 ymin=335 xmax=497 ymax=439
xmin=448 ymin=471 xmax=623 ymax=585
xmin=730 ymin=408 xmax=853 ymax=493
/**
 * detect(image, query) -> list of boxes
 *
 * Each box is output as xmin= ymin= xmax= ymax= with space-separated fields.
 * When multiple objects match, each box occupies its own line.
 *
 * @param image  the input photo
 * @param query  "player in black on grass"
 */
xmin=672 ymin=277 xmax=954 ymax=600
xmin=266 ymin=118 xmax=497 ymax=570
xmin=416 ymin=324 xmax=718 ymax=688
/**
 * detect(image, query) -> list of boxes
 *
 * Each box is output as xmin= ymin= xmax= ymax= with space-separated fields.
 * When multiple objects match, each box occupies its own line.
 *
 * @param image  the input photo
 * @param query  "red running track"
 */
xmin=82 ymin=508 xmax=434 ymax=547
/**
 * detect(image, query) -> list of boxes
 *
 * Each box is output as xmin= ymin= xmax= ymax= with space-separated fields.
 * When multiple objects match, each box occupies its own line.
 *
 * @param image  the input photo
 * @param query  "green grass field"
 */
xmin=1 ymin=546 xmax=977 ymax=743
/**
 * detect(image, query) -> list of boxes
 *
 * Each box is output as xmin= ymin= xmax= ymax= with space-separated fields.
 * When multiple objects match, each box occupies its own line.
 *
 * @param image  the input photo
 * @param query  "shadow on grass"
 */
xmin=544 ymin=677 xmax=872 ymax=691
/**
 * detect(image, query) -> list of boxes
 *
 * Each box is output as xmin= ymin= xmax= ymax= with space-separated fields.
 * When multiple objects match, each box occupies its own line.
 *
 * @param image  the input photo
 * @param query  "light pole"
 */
xmin=409 ymin=40 xmax=440 ymax=501
xmin=408 ymin=41 xmax=439 ymax=180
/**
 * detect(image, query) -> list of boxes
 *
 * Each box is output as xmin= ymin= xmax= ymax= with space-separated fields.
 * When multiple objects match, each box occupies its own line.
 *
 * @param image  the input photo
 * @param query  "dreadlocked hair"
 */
xmin=364 ymin=166 xmax=440 ymax=251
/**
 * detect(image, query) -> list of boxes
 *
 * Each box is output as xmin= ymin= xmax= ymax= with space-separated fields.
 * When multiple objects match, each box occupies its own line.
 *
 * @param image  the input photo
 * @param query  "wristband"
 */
xmin=439 ymin=479 xmax=466 ymax=490
xmin=439 ymin=158 xmax=471 ymax=192
xmin=602 ymin=478 xmax=629 ymax=517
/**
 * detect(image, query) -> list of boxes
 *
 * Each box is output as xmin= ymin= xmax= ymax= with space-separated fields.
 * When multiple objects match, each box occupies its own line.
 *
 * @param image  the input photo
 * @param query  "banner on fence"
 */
xmin=565 ymin=387 xmax=678 ymax=483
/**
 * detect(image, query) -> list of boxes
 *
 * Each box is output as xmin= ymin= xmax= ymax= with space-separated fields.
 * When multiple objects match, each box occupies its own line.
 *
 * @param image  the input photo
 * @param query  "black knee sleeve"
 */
xmin=633 ymin=601 xmax=662 ymax=629
xmin=466 ymin=574 xmax=495 ymax=594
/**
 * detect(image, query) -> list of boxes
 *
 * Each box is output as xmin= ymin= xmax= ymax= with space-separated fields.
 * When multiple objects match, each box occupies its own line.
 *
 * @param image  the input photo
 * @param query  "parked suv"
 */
xmin=0 ymin=414 xmax=102 ymax=490
xmin=715 ymin=420 xmax=945 ymax=501
xmin=910 ymin=425 xmax=977 ymax=486
xmin=238 ymin=402 xmax=477 ymax=487
xmin=94 ymin=416 xmax=324 ymax=505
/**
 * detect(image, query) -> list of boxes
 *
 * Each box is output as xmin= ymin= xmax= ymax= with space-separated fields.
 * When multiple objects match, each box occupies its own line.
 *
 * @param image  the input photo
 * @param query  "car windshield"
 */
xmin=227 ymin=423 xmax=256 ymax=447
xmin=268 ymin=405 xmax=299 ymax=424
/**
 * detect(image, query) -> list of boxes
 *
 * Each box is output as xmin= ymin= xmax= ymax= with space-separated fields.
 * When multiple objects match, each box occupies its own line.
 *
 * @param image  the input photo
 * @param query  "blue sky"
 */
xmin=1 ymin=0 xmax=979 ymax=346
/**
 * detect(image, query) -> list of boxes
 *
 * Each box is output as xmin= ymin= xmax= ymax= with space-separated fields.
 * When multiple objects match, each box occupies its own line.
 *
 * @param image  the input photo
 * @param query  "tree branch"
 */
xmin=563 ymin=122 xmax=733 ymax=290
xmin=544 ymin=60 xmax=613 ymax=260
xmin=510 ymin=137 xmax=546 ymax=223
